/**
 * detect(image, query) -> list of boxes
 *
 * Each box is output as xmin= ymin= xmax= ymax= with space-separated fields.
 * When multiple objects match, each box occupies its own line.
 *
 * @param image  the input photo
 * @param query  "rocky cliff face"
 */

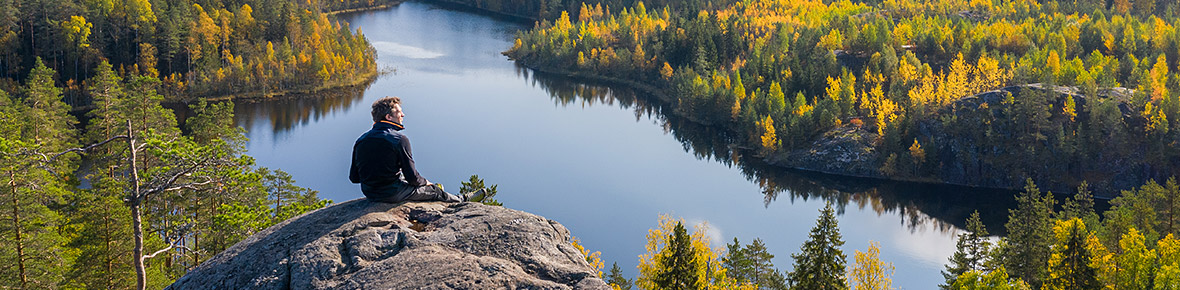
xmin=773 ymin=84 xmax=1145 ymax=197
xmin=167 ymin=200 xmax=610 ymax=290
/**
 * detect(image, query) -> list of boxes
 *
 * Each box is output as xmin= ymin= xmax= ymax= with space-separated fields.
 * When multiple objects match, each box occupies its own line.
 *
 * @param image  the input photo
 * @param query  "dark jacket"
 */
xmin=349 ymin=120 xmax=428 ymax=191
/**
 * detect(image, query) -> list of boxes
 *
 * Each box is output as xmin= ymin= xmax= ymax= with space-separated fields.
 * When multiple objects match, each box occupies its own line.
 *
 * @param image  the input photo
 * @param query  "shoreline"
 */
xmin=420 ymin=0 xmax=541 ymax=24
xmin=507 ymin=58 xmax=1105 ymax=198
xmin=192 ymin=66 xmax=381 ymax=103
xmin=324 ymin=4 xmax=399 ymax=16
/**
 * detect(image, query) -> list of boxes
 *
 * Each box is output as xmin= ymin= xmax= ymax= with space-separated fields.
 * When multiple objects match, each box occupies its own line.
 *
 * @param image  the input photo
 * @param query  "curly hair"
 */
xmin=371 ymin=96 xmax=402 ymax=122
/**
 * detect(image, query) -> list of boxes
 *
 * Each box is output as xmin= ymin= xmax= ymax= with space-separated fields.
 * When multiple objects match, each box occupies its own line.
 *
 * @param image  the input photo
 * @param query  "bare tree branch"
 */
xmin=160 ymin=179 xmax=216 ymax=193
xmin=142 ymin=243 xmax=194 ymax=261
xmin=142 ymin=245 xmax=174 ymax=260
xmin=45 ymin=135 xmax=130 ymax=163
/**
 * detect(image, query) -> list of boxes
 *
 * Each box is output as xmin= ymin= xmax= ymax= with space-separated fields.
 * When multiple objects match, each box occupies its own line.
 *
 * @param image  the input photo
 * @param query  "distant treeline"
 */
xmin=506 ymin=0 xmax=1180 ymax=195
xmin=0 ymin=0 xmax=382 ymax=106
xmin=425 ymin=0 xmax=734 ymax=21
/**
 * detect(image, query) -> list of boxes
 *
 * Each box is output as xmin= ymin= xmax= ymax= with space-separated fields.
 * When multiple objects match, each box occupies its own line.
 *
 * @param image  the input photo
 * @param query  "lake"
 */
xmin=231 ymin=1 xmax=1017 ymax=288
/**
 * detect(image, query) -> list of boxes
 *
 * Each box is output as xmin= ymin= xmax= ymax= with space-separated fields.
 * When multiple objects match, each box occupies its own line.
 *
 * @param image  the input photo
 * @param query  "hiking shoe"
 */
xmin=461 ymin=188 xmax=488 ymax=202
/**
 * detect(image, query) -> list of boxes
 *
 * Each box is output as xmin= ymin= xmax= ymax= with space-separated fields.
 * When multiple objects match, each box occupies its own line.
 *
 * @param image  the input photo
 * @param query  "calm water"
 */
xmin=232 ymin=2 xmax=1017 ymax=288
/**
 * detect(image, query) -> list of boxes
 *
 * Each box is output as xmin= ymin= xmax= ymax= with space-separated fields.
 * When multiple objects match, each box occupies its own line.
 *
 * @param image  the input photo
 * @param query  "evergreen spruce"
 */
xmin=787 ymin=202 xmax=847 ymax=290
xmin=653 ymin=221 xmax=700 ymax=290
xmin=606 ymin=262 xmax=632 ymax=290
xmin=941 ymin=211 xmax=992 ymax=289
xmin=1000 ymin=179 xmax=1055 ymax=288
xmin=725 ymin=238 xmax=787 ymax=289
xmin=724 ymin=238 xmax=754 ymax=283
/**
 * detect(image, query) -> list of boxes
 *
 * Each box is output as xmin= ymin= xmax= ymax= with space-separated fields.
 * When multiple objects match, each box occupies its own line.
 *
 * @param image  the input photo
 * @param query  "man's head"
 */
xmin=371 ymin=96 xmax=404 ymax=124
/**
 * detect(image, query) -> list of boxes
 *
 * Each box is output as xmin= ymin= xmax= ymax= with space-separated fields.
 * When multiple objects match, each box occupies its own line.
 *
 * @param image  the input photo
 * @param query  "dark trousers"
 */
xmin=362 ymin=182 xmax=462 ymax=203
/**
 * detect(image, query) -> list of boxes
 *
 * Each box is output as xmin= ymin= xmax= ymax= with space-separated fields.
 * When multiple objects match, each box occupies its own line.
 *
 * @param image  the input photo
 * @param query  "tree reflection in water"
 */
xmin=232 ymin=80 xmax=375 ymax=136
xmin=516 ymin=64 xmax=1020 ymax=236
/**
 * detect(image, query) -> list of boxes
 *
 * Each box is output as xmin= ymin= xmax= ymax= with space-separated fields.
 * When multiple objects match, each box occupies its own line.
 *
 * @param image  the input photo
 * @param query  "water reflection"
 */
xmin=233 ymin=81 xmax=374 ymax=137
xmin=516 ymin=64 xmax=1019 ymax=235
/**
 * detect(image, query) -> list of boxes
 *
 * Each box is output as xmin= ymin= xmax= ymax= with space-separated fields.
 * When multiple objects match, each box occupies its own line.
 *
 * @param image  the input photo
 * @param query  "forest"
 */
xmin=0 ymin=0 xmax=392 ymax=289
xmin=505 ymin=0 xmax=1180 ymax=195
xmin=0 ymin=0 xmax=382 ymax=105
xmin=494 ymin=0 xmax=1180 ymax=288
xmin=603 ymin=177 xmax=1180 ymax=289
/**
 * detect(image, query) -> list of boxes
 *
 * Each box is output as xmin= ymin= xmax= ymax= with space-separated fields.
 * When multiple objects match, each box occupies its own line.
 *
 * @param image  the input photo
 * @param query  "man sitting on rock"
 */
xmin=349 ymin=96 xmax=483 ymax=203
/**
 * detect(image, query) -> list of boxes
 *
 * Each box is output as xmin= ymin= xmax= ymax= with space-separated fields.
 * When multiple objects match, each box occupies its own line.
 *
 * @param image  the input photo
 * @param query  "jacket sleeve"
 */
xmin=348 ymin=142 xmax=360 ymax=184
xmin=398 ymin=135 xmax=429 ymax=186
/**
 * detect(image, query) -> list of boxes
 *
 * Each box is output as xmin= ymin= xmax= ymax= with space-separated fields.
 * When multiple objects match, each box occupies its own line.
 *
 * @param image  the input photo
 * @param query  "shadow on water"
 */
xmin=514 ymin=64 xmax=1022 ymax=235
xmin=232 ymin=81 xmax=373 ymax=136
xmin=168 ymin=79 xmax=375 ymax=138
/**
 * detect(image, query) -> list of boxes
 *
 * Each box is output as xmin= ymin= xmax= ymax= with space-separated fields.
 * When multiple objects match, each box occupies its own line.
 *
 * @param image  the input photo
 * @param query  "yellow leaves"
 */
xmin=826 ymin=76 xmax=842 ymax=102
xmin=266 ymin=42 xmax=276 ymax=62
xmin=907 ymin=53 xmax=1011 ymax=111
xmin=237 ymin=4 xmax=257 ymax=30
xmin=818 ymin=29 xmax=845 ymax=51
xmin=556 ymin=11 xmax=573 ymax=32
xmin=975 ymin=54 xmax=1011 ymax=91
xmin=193 ymin=4 xmax=220 ymax=46
xmin=907 ymin=70 xmax=939 ymax=108
xmin=1046 ymin=51 xmax=1062 ymax=82
xmin=897 ymin=58 xmax=919 ymax=84
xmin=572 ymin=237 xmax=604 ymax=278
xmin=317 ymin=65 xmax=329 ymax=82
xmin=849 ymin=241 xmax=893 ymax=290
xmin=909 ymin=139 xmax=925 ymax=162
xmin=1063 ymin=95 xmax=1077 ymax=122
xmin=632 ymin=42 xmax=647 ymax=69
xmin=875 ymin=97 xmax=899 ymax=136
xmin=1159 ymin=234 xmax=1180 ymax=289
xmin=758 ymin=115 xmax=777 ymax=153
xmin=987 ymin=20 xmax=1029 ymax=53
xmin=60 ymin=16 xmax=93 ymax=48
xmin=636 ymin=215 xmax=748 ymax=290
xmin=794 ymin=96 xmax=815 ymax=117
xmin=1149 ymin=55 xmax=1169 ymax=101
xmin=892 ymin=22 xmax=914 ymax=47
xmin=126 ymin=0 xmax=157 ymax=27
xmin=660 ymin=62 xmax=674 ymax=80
xmin=945 ymin=53 xmax=971 ymax=101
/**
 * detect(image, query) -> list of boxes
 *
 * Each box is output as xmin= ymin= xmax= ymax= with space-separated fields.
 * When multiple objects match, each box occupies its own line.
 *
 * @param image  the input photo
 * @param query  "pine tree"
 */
xmin=1000 ymin=179 xmax=1055 ymax=288
xmin=0 ymin=62 xmax=75 ymax=289
xmin=746 ymin=239 xmax=786 ymax=289
xmin=724 ymin=238 xmax=754 ymax=283
xmin=21 ymin=57 xmax=75 ymax=149
xmin=606 ymin=262 xmax=633 ymax=290
xmin=65 ymin=61 xmax=136 ymax=289
xmin=637 ymin=215 xmax=750 ymax=290
xmin=941 ymin=211 xmax=992 ymax=289
xmin=788 ymin=202 xmax=847 ymax=290
xmin=725 ymin=238 xmax=787 ymax=289
xmin=653 ymin=221 xmax=700 ymax=290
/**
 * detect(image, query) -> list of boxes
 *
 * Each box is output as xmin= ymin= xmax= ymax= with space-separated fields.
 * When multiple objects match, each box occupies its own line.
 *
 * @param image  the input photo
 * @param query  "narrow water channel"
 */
xmin=231 ymin=2 xmax=1017 ymax=288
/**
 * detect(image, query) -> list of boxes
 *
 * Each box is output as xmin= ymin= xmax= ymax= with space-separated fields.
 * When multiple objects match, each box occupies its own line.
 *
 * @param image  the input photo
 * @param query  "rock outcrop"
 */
xmin=167 ymin=200 xmax=610 ymax=290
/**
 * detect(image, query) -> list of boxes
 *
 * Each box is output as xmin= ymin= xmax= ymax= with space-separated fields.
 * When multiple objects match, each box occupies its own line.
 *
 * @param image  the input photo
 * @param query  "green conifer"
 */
xmin=653 ymin=221 xmax=700 ymax=290
xmin=941 ymin=211 xmax=992 ymax=289
xmin=787 ymin=202 xmax=847 ymax=290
